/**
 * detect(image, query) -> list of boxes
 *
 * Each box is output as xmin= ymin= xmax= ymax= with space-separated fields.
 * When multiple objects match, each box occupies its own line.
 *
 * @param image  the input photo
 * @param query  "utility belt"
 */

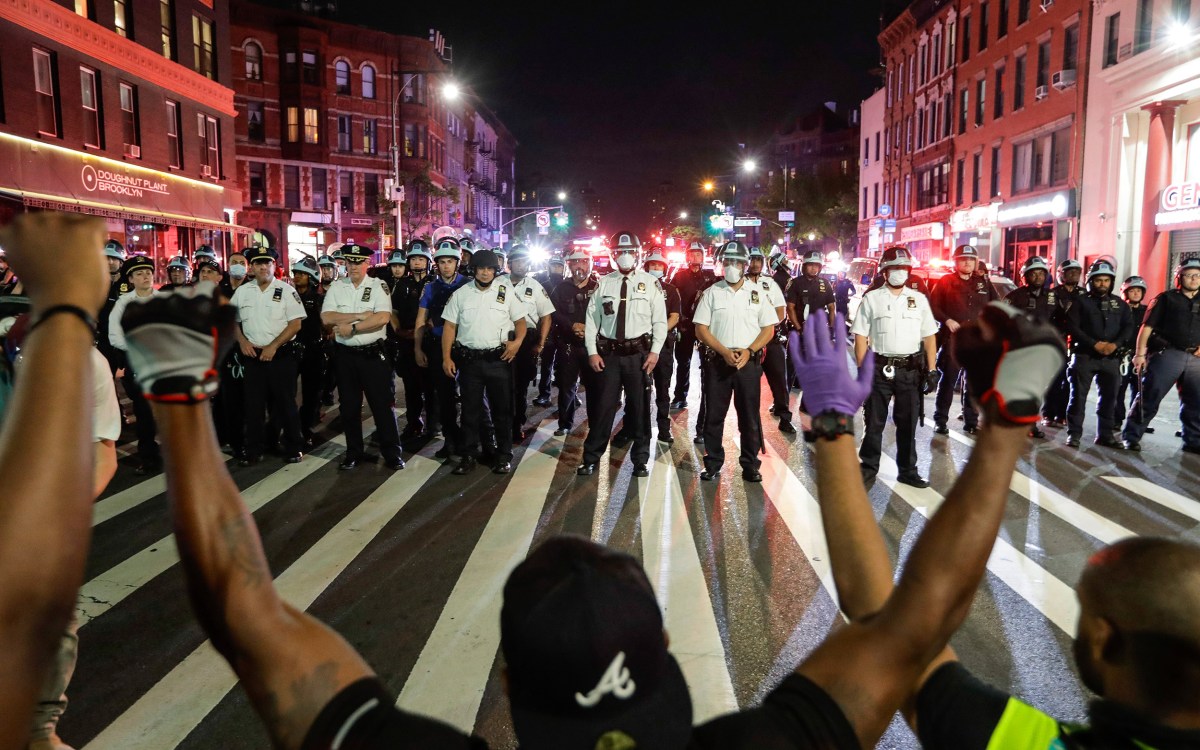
xmin=337 ymin=341 xmax=387 ymax=359
xmin=875 ymin=352 xmax=923 ymax=379
xmin=1071 ymin=343 xmax=1119 ymax=359
xmin=451 ymin=342 xmax=506 ymax=363
xmin=597 ymin=334 xmax=651 ymax=357
xmin=699 ymin=345 xmax=763 ymax=366
xmin=252 ymin=340 xmax=302 ymax=358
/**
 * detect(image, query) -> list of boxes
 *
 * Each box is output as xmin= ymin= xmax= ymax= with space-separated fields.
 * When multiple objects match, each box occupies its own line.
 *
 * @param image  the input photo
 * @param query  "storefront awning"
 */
xmin=0 ymin=188 xmax=251 ymax=234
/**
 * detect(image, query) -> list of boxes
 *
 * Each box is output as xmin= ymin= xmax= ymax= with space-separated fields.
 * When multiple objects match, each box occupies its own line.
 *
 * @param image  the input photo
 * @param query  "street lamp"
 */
xmin=390 ymin=71 xmax=458 ymax=248
xmin=743 ymin=160 xmax=757 ymax=173
xmin=679 ymin=211 xmax=688 ymax=220
xmin=702 ymin=180 xmax=715 ymax=192
xmin=557 ymin=191 xmax=568 ymax=201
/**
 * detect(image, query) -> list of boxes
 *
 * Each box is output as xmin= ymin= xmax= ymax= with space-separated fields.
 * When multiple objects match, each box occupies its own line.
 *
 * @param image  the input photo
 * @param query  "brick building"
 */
xmin=858 ymin=88 xmax=888 ymax=254
xmin=0 ymin=0 xmax=243 ymax=275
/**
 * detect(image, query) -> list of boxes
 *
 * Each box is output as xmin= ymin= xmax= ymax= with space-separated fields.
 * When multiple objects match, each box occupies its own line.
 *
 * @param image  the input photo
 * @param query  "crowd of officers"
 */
xmin=78 ymin=228 xmax=1200 ymax=482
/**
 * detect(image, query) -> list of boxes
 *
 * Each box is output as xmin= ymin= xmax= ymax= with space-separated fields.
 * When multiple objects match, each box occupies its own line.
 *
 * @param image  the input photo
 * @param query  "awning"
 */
xmin=1 ymin=188 xmax=251 ymax=234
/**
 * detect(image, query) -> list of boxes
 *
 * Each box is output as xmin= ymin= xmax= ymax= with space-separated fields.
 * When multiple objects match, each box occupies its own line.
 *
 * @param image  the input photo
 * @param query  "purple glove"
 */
xmin=788 ymin=310 xmax=874 ymax=415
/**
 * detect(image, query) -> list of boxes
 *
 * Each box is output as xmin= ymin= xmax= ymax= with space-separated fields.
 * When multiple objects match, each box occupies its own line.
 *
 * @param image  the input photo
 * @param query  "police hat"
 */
xmin=548 ymin=251 xmax=566 ymax=267
xmin=245 ymin=246 xmax=276 ymax=263
xmin=1087 ymin=259 xmax=1117 ymax=282
xmin=801 ymin=250 xmax=823 ymax=266
xmin=329 ymin=246 xmax=345 ymax=260
xmin=406 ymin=238 xmax=431 ymax=257
xmin=493 ymin=247 xmax=508 ymax=263
xmin=687 ymin=242 xmax=705 ymax=253
xmin=953 ymin=244 xmax=979 ymax=259
xmin=433 ymin=239 xmax=461 ymax=261
xmin=1059 ymin=258 xmax=1083 ymax=272
xmin=1121 ymin=275 xmax=1147 ymax=294
xmin=643 ymin=248 xmax=669 ymax=267
xmin=471 ymin=249 xmax=502 ymax=270
xmin=565 ymin=248 xmax=591 ymax=262
xmin=195 ymin=257 xmax=221 ymax=275
xmin=104 ymin=239 xmax=127 ymax=261
xmin=768 ymin=251 xmax=788 ymax=272
xmin=194 ymin=245 xmax=218 ymax=261
xmin=748 ymin=246 xmax=765 ymax=259
xmin=341 ymin=243 xmax=372 ymax=263
xmin=123 ymin=254 xmax=154 ymax=275
xmin=317 ymin=254 xmax=336 ymax=268
xmin=292 ymin=255 xmax=320 ymax=280
xmin=387 ymin=249 xmax=407 ymax=265
xmin=458 ymin=237 xmax=477 ymax=254
xmin=718 ymin=241 xmax=750 ymax=263
xmin=879 ymin=246 xmax=914 ymax=270
xmin=166 ymin=256 xmax=190 ymax=272
xmin=1021 ymin=256 xmax=1050 ymax=277
xmin=1177 ymin=257 xmax=1200 ymax=283
xmin=609 ymin=231 xmax=642 ymax=252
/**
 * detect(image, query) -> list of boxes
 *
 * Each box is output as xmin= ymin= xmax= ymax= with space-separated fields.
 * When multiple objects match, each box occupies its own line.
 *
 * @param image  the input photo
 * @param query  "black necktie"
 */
xmin=616 ymin=277 xmax=628 ymax=340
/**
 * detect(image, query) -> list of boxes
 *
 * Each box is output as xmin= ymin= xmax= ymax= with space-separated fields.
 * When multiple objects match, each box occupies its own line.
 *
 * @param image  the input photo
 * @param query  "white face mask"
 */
xmin=229 ymin=263 xmax=247 ymax=279
xmin=336 ymin=265 xmax=348 ymax=279
xmin=615 ymin=253 xmax=637 ymax=272
xmin=648 ymin=268 xmax=664 ymax=280
xmin=887 ymin=269 xmax=909 ymax=287
xmin=724 ymin=265 xmax=743 ymax=284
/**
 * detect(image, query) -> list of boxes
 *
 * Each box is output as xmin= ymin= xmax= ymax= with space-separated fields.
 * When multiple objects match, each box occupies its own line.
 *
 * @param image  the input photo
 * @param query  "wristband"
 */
xmin=803 ymin=410 xmax=855 ymax=443
xmin=29 ymin=304 xmax=97 ymax=335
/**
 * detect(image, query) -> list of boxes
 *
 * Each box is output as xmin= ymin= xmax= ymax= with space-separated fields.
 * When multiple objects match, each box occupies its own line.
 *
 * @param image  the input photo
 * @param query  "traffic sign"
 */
xmin=880 ymin=204 xmax=892 ymax=217
xmin=538 ymin=226 xmax=549 ymax=235
xmin=535 ymin=211 xmax=550 ymax=228
xmin=733 ymin=217 xmax=762 ymax=227
xmin=778 ymin=211 xmax=795 ymax=221
xmin=884 ymin=219 xmax=897 ymax=230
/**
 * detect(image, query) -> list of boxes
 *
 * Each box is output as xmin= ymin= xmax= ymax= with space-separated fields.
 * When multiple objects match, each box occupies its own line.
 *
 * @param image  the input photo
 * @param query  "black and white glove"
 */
xmin=952 ymin=301 xmax=1066 ymax=425
xmin=922 ymin=369 xmax=939 ymax=395
xmin=120 ymin=281 xmax=237 ymax=403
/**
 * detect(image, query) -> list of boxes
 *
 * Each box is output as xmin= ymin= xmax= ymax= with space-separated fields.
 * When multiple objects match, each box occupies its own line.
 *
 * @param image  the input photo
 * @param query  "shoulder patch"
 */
xmin=292 ymin=290 xmax=302 ymax=304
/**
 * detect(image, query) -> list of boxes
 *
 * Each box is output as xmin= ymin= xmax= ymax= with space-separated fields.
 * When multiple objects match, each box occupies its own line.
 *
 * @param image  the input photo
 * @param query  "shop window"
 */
xmin=247 ymin=101 xmax=264 ymax=142
xmin=338 ymin=115 xmax=351 ymax=151
xmin=244 ymin=42 xmax=263 ymax=81
xmin=249 ymin=162 xmax=266 ymax=206
xmin=120 ymin=82 xmax=139 ymax=151
xmin=363 ymin=119 xmax=377 ymax=154
xmin=284 ymin=165 xmax=299 ymax=207
xmin=160 ymin=0 xmax=175 ymax=60
xmin=312 ymin=168 xmax=327 ymax=210
xmin=198 ymin=113 xmax=219 ymax=175
xmin=1104 ymin=14 xmax=1120 ymax=68
xmin=80 ymin=67 xmax=102 ymax=148
xmin=286 ymin=106 xmax=298 ymax=142
xmin=166 ymin=100 xmax=181 ymax=167
xmin=339 ymin=170 xmax=353 ymax=211
xmin=33 ymin=49 xmax=59 ymax=137
xmin=302 ymin=51 xmax=318 ymax=85
xmin=114 ymin=0 xmax=130 ymax=37
xmin=335 ymin=60 xmax=350 ymax=94
xmin=362 ymin=65 xmax=375 ymax=99
xmin=993 ymin=64 xmax=1005 ymax=120
xmin=1014 ymin=55 xmax=1026 ymax=110
xmin=303 ymin=108 xmax=319 ymax=144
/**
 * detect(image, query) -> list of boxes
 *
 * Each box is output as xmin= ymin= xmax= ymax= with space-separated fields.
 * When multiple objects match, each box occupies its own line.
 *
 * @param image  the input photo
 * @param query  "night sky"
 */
xmin=337 ymin=1 xmax=891 ymax=232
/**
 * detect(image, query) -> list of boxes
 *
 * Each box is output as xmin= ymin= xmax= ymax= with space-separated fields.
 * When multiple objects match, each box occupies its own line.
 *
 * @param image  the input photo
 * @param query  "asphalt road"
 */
xmin=59 ymin=359 xmax=1199 ymax=749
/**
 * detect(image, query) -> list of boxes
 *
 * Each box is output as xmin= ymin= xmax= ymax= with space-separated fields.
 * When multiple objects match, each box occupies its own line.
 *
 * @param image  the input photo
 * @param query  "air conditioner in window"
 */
xmin=1052 ymin=69 xmax=1076 ymax=90
xmin=201 ymin=164 xmax=212 ymax=177
xmin=1039 ymin=0 xmax=1054 ymax=10
xmin=1035 ymin=85 xmax=1050 ymax=100
xmin=124 ymin=144 xmax=141 ymax=158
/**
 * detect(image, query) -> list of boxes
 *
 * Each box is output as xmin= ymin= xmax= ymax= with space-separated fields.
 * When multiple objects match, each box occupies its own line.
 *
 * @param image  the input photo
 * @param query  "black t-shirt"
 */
xmin=785 ymin=275 xmax=836 ymax=316
xmin=1143 ymin=289 xmax=1200 ymax=351
xmin=303 ymin=674 xmax=859 ymax=750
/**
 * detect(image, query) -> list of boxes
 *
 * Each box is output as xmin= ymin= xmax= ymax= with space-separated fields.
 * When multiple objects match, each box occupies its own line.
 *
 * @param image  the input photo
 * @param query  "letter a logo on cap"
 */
xmin=574 ymin=652 xmax=636 ymax=708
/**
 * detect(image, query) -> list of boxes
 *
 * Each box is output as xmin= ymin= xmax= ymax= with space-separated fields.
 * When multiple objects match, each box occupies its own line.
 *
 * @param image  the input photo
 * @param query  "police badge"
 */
xmin=907 ymin=297 xmax=917 ymax=309
xmin=361 ymin=287 xmax=372 ymax=302
xmin=272 ymin=288 xmax=283 ymax=301
xmin=497 ymin=285 xmax=507 ymax=303
xmin=751 ymin=290 xmax=760 ymax=304
xmin=637 ymin=282 xmax=646 ymax=293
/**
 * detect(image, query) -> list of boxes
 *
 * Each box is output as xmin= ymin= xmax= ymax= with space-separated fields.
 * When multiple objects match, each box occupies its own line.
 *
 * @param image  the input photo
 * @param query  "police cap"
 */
xmin=195 ymin=257 xmax=221 ymax=275
xmin=245 ymin=246 xmax=277 ymax=264
xmin=123 ymin=254 xmax=155 ymax=275
xmin=341 ymin=243 xmax=373 ymax=263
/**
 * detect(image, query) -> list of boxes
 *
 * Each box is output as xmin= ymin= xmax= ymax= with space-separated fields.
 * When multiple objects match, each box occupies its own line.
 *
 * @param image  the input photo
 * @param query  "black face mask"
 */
xmin=475 ymin=277 xmax=494 ymax=289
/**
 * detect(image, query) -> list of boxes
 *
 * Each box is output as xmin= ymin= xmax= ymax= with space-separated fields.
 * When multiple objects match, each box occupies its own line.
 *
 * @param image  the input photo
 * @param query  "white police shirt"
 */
xmin=321 ymin=276 xmax=391 ymax=346
xmin=693 ymin=279 xmax=779 ymax=349
xmin=231 ymin=278 xmax=307 ymax=348
xmin=107 ymin=289 xmax=157 ymax=351
xmin=442 ymin=279 xmax=525 ymax=349
xmin=851 ymin=285 xmax=937 ymax=356
xmin=584 ymin=269 xmax=668 ymax=356
xmin=508 ymin=274 xmax=556 ymax=329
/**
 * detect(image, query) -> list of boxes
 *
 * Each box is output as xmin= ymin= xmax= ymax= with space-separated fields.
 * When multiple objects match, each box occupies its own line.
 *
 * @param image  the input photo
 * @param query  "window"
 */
xmin=956 ymin=158 xmax=965 ymax=205
xmin=904 ymin=174 xmax=911 ymax=213
xmin=873 ymin=183 xmax=879 ymax=215
xmin=972 ymin=152 xmax=981 ymax=202
xmin=33 ymin=49 xmax=58 ymax=137
xmin=74 ymin=0 xmax=91 ymax=18
xmin=363 ymin=173 xmax=378 ymax=210
xmin=417 ymin=125 xmax=427 ymax=158
xmin=249 ymin=162 xmax=266 ymax=205
xmin=1018 ymin=0 xmax=1030 ymax=24
xmin=862 ymin=187 xmax=868 ymax=217
xmin=283 ymin=51 xmax=297 ymax=82
xmin=339 ymin=170 xmax=353 ymax=211
xmin=363 ymin=119 xmax=377 ymax=154
xmin=159 ymin=0 xmax=174 ymax=60
xmin=979 ymin=3 xmax=989 ymax=51
xmin=198 ymin=113 xmax=219 ymax=174
xmin=285 ymin=106 xmax=298 ymax=142
xmin=947 ymin=21 xmax=957 ymax=67
xmin=932 ymin=34 xmax=941 ymax=76
xmin=990 ymin=146 xmax=1001 ymax=197
xmin=1014 ymin=55 xmax=1026 ymax=110
xmin=1135 ymin=0 xmax=1153 ymax=54
xmin=245 ymin=42 xmax=262 ymax=81
xmin=312 ymin=168 xmax=327 ymax=210
xmin=1050 ymin=127 xmax=1071 ymax=185
xmin=1175 ymin=0 xmax=1192 ymax=23
xmin=917 ymin=109 xmax=925 ymax=149
xmin=80 ymin=67 xmax=101 ymax=148
xmin=1063 ymin=24 xmax=1079 ymax=72
xmin=119 ymin=82 xmax=138 ymax=150
xmin=874 ymin=131 xmax=880 ymax=161
xmin=994 ymin=64 xmax=1005 ymax=119
xmin=905 ymin=115 xmax=913 ymax=152
xmin=302 ymin=51 xmax=318 ymax=85
xmin=1013 ymin=140 xmax=1033 ymax=193
xmin=335 ymin=60 xmax=350 ymax=94
xmin=961 ymin=15 xmax=972 ymax=61
xmin=1037 ymin=40 xmax=1051 ymax=88
xmin=338 ymin=115 xmax=351 ymax=150
xmin=362 ymin=65 xmax=375 ymax=99
xmin=916 ymin=163 xmax=950 ymax=209
xmin=1104 ymin=14 xmax=1121 ymax=67
xmin=246 ymin=101 xmax=264 ymax=142
xmin=863 ymin=137 xmax=869 ymax=161
xmin=166 ymin=100 xmax=181 ymax=167
xmin=192 ymin=15 xmax=215 ymax=79
xmin=284 ymin=165 xmax=299 ymax=207
xmin=919 ymin=43 xmax=927 ymax=84
xmin=959 ymin=87 xmax=968 ymax=134
xmin=975 ymin=78 xmax=986 ymax=126
xmin=303 ymin=107 xmax=319 ymax=144
xmin=942 ymin=93 xmax=953 ymax=138
xmin=114 ymin=0 xmax=130 ymax=37
xmin=403 ymin=123 xmax=415 ymax=156
xmin=998 ymin=0 xmax=1008 ymax=38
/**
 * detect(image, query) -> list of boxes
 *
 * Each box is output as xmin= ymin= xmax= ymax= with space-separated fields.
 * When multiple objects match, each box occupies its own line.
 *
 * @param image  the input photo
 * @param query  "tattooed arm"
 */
xmin=152 ymin=402 xmax=373 ymax=749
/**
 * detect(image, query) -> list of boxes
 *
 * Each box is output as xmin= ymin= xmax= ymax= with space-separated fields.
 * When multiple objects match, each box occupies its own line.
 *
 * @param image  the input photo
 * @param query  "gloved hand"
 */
xmin=922 ymin=369 xmax=940 ymax=395
xmin=952 ymin=301 xmax=1066 ymax=425
xmin=120 ymin=281 xmax=237 ymax=403
xmin=788 ymin=310 xmax=874 ymax=415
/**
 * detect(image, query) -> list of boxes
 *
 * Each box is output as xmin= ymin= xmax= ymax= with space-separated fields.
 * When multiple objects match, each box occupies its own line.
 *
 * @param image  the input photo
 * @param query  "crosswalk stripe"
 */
xmin=759 ymin=446 xmax=837 ymax=599
xmin=396 ymin=426 xmax=561 ymax=730
xmin=878 ymin=455 xmax=1080 ymax=636
xmin=92 ymin=456 xmax=229 ymax=527
xmin=82 ymin=453 xmax=443 ymax=750
xmin=1101 ymin=476 xmax=1200 ymax=524
xmin=639 ymin=451 xmax=738 ymax=722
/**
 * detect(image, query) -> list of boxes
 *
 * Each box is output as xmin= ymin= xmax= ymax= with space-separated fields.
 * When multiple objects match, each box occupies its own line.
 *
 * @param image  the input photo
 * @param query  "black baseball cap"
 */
xmin=501 ymin=535 xmax=693 ymax=750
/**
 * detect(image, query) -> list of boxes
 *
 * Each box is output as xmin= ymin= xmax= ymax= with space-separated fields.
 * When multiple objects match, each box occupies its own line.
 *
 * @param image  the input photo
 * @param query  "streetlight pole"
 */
xmin=390 ymin=69 xmax=458 ymax=249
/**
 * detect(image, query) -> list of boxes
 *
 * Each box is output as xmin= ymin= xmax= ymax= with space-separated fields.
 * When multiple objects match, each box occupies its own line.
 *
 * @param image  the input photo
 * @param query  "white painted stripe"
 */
xmin=759 ymin=447 xmax=838 ymax=599
xmin=92 ymin=456 xmax=229 ymax=527
xmin=397 ymin=427 xmax=560 ymax=730
xmin=1102 ymin=476 xmax=1200 ymax=524
xmin=640 ymin=451 xmax=737 ymax=722
xmin=83 ymin=453 xmax=442 ymax=750
xmin=878 ymin=455 xmax=1080 ymax=636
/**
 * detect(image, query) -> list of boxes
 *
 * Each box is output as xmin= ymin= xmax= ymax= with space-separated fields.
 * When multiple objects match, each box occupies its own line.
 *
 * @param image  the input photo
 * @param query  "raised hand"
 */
xmin=788 ymin=310 xmax=874 ymax=415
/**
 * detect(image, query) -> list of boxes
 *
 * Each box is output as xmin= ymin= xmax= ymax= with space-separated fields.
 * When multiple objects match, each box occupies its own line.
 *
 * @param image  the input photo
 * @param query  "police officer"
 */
xmin=458 ymin=237 xmax=477 ymax=278
xmin=851 ymin=246 xmax=938 ymax=488
xmin=1004 ymin=256 xmax=1057 ymax=438
xmin=1064 ymin=260 xmax=1133 ymax=449
xmin=929 ymin=244 xmax=997 ymax=434
xmin=1044 ymin=258 xmax=1085 ymax=427
xmin=494 ymin=246 xmax=508 ymax=276
xmin=385 ymin=249 xmax=407 ymax=293
xmin=747 ymin=246 xmax=794 ymax=433
xmin=769 ymin=250 xmax=792 ymax=290
xmin=1115 ymin=275 xmax=1149 ymax=426
xmin=318 ymin=254 xmax=337 ymax=292
xmin=785 ymin=250 xmax=836 ymax=414
xmin=292 ymin=255 xmax=325 ymax=443
xmin=108 ymin=254 xmax=160 ymax=474
xmin=160 ymin=255 xmax=191 ymax=292
xmin=693 ymin=242 xmax=777 ymax=482
xmin=549 ymin=247 xmax=599 ymax=436
xmin=532 ymin=251 xmax=567 ymax=406
xmin=391 ymin=239 xmax=437 ymax=441
xmin=1123 ymin=258 xmax=1200 ymax=453
xmin=669 ymin=241 xmax=716 ymax=409
xmin=330 ymin=246 xmax=348 ymax=279
xmin=415 ymin=238 xmax=469 ymax=459
xmin=640 ymin=248 xmax=681 ymax=443
xmin=441 ymin=249 xmax=527 ymax=474
xmin=506 ymin=244 xmax=556 ymax=440
xmin=833 ymin=270 xmax=857 ymax=318
xmin=231 ymin=247 xmax=307 ymax=465
xmin=97 ymin=240 xmax=128 ymax=375
xmin=578 ymin=232 xmax=668 ymax=477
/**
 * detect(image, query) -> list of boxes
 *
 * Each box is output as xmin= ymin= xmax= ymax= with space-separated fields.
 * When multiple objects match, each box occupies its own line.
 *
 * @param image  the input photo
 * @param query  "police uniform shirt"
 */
xmin=231 ymin=278 xmax=307 ymax=348
xmin=692 ymin=279 xmax=778 ymax=350
xmin=1066 ymin=292 xmax=1133 ymax=352
xmin=550 ymin=276 xmax=599 ymax=336
xmin=108 ymin=289 xmax=158 ymax=351
xmin=508 ymin=275 xmax=556 ymax=329
xmin=851 ymin=286 xmax=938 ymax=356
xmin=321 ymin=276 xmax=391 ymax=347
xmin=391 ymin=274 xmax=433 ymax=330
xmin=661 ymin=281 xmax=682 ymax=320
xmin=584 ymin=270 xmax=669 ymax=356
xmin=785 ymin=274 xmax=836 ymax=321
xmin=929 ymin=272 xmax=996 ymax=325
xmin=442 ymin=280 xmax=526 ymax=349
xmin=750 ymin=275 xmax=785 ymax=310
xmin=1143 ymin=289 xmax=1200 ymax=351
xmin=1004 ymin=285 xmax=1056 ymax=323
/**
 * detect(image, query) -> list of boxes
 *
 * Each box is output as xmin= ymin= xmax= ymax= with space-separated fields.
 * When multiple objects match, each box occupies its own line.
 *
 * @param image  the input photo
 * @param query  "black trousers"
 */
xmin=423 ymin=340 xmax=462 ymax=453
xmin=933 ymin=340 xmax=978 ymax=429
xmin=672 ymin=323 xmax=698 ymax=401
xmin=701 ymin=358 xmax=763 ymax=473
xmin=396 ymin=343 xmax=438 ymax=434
xmin=512 ymin=336 xmax=540 ymax=430
xmin=1114 ymin=360 xmax=1137 ymax=425
xmin=120 ymin=368 xmax=158 ymax=462
xmin=538 ymin=329 xmax=558 ymax=400
xmin=583 ymin=351 xmax=651 ymax=465
xmin=320 ymin=341 xmax=338 ymax=404
xmin=1067 ymin=352 xmax=1122 ymax=440
xmin=335 ymin=344 xmax=402 ymax=462
xmin=555 ymin=340 xmax=593 ymax=430
xmin=297 ymin=340 xmax=325 ymax=431
xmin=860 ymin=365 xmax=921 ymax=477
xmin=762 ymin=338 xmax=791 ymax=420
xmin=1043 ymin=352 xmax=1070 ymax=422
xmin=213 ymin=352 xmax=246 ymax=453
xmin=242 ymin=350 xmax=303 ymax=457
xmin=460 ymin=357 xmax=513 ymax=460
xmin=639 ymin=339 xmax=675 ymax=436
xmin=1123 ymin=348 xmax=1200 ymax=447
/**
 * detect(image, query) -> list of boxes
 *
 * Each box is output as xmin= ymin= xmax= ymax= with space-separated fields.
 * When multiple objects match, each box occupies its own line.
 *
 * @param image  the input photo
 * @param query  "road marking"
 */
xmin=1007 ymin=472 xmax=1134 ymax=544
xmin=1101 ymin=476 xmax=1200 ymax=524
xmin=92 ymin=456 xmax=229 ymax=527
xmin=397 ymin=426 xmax=560 ymax=730
xmin=83 ymin=453 xmax=442 ymax=750
xmin=639 ymin=451 xmax=737 ymax=722
xmin=759 ymin=446 xmax=837 ymax=598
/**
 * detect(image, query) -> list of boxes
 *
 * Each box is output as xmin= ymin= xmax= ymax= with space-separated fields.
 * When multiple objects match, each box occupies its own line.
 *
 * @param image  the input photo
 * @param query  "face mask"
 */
xmin=614 ymin=253 xmax=637 ymax=272
xmin=229 ymin=263 xmax=247 ymax=279
xmin=336 ymin=266 xmax=348 ymax=279
xmin=475 ymin=276 xmax=494 ymax=289
xmin=724 ymin=265 xmax=743 ymax=284
xmin=887 ymin=269 xmax=909 ymax=287
xmin=648 ymin=269 xmax=664 ymax=280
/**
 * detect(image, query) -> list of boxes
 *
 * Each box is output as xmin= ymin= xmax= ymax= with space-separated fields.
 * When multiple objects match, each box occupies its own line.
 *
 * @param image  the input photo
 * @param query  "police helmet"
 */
xmin=748 ymin=246 xmax=765 ymax=259
xmin=328 ymin=246 xmax=345 ymax=260
xmin=1176 ymin=257 xmax=1200 ymax=286
xmin=548 ymin=250 xmax=566 ymax=267
xmin=317 ymin=254 xmax=337 ymax=268
xmin=1021 ymin=256 xmax=1050 ymax=279
xmin=458 ymin=237 xmax=476 ymax=256
xmin=768 ymin=251 xmax=789 ymax=272
xmin=194 ymin=245 xmax=218 ymax=261
xmin=801 ymin=250 xmax=823 ymax=266
xmin=643 ymin=248 xmax=669 ymax=267
xmin=565 ymin=248 xmax=591 ymax=262
xmin=292 ymin=255 xmax=320 ymax=281
xmin=1121 ymin=275 xmax=1147 ymax=295
xmin=406 ymin=240 xmax=433 ymax=263
xmin=953 ymin=244 xmax=980 ymax=259
xmin=718 ymin=241 xmax=750 ymax=264
xmin=104 ymin=240 xmax=127 ymax=261
xmin=471 ymin=249 xmax=502 ymax=271
xmin=387 ymin=249 xmax=407 ymax=266
xmin=166 ymin=256 xmax=190 ymax=272
xmin=1059 ymin=258 xmax=1083 ymax=272
xmin=433 ymin=239 xmax=461 ymax=261
xmin=493 ymin=247 xmax=508 ymax=268
xmin=1086 ymin=259 xmax=1117 ymax=284
xmin=609 ymin=231 xmax=642 ymax=253
xmin=687 ymin=241 xmax=705 ymax=254
xmin=341 ymin=243 xmax=373 ymax=263
xmin=879 ymin=246 xmax=914 ymax=270
xmin=508 ymin=245 xmax=531 ymax=264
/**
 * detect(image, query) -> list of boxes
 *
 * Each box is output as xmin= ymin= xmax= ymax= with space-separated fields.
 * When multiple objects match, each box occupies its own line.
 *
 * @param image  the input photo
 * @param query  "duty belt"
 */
xmin=451 ymin=342 xmax=505 ymax=362
xmin=699 ymin=345 xmax=763 ymax=365
xmin=338 ymin=341 xmax=387 ymax=358
xmin=597 ymin=334 xmax=651 ymax=357
xmin=875 ymin=353 xmax=923 ymax=369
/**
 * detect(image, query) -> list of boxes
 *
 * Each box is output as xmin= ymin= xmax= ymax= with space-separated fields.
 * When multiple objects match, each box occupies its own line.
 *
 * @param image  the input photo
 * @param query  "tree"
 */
xmin=394 ymin=163 xmax=460 ymax=241
xmin=756 ymin=165 xmax=859 ymax=254
xmin=670 ymin=224 xmax=703 ymax=247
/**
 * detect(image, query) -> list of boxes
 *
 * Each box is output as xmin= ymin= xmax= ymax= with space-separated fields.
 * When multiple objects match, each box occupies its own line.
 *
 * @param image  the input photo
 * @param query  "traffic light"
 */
xmin=554 ymin=211 xmax=569 ymax=227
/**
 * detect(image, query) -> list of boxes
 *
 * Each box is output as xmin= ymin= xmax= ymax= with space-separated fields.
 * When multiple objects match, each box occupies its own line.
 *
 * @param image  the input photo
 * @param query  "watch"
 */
xmin=803 ymin=410 xmax=855 ymax=443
